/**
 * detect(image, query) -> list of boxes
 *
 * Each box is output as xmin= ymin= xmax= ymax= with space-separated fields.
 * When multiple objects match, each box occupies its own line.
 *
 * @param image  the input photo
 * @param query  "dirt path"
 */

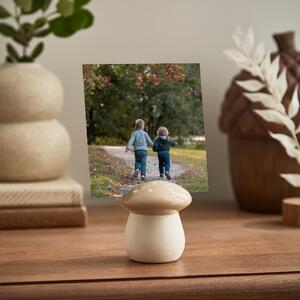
xmin=101 ymin=146 xmax=185 ymax=194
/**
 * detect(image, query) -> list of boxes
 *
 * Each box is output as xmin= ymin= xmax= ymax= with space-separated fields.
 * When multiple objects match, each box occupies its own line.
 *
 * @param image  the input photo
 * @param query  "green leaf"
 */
xmin=21 ymin=22 xmax=34 ymax=34
xmin=19 ymin=55 xmax=33 ymax=62
xmin=68 ymin=10 xmax=86 ymax=30
xmin=6 ymin=55 xmax=14 ymax=63
xmin=26 ymin=1 xmax=40 ymax=14
xmin=16 ymin=0 xmax=48 ymax=14
xmin=69 ymin=9 xmax=93 ymax=31
xmin=19 ymin=22 xmax=34 ymax=43
xmin=14 ymin=0 xmax=33 ymax=13
xmin=74 ymin=0 xmax=91 ymax=9
xmin=0 ymin=5 xmax=11 ymax=18
xmin=77 ymin=0 xmax=91 ymax=5
xmin=34 ymin=17 xmax=47 ymax=29
xmin=0 ymin=23 xmax=16 ymax=37
xmin=80 ymin=9 xmax=93 ymax=29
xmin=30 ymin=42 xmax=44 ymax=60
xmin=42 ymin=0 xmax=52 ymax=11
xmin=13 ymin=32 xmax=29 ymax=46
xmin=49 ymin=7 xmax=93 ymax=37
xmin=49 ymin=17 xmax=75 ymax=37
xmin=34 ymin=28 xmax=51 ymax=37
xmin=57 ymin=0 xmax=74 ymax=17
xmin=6 ymin=43 xmax=20 ymax=60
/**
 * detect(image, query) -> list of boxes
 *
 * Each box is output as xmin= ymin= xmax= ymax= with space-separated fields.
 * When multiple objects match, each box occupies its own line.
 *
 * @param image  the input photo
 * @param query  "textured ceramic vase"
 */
xmin=0 ymin=63 xmax=71 ymax=181
xmin=125 ymin=212 xmax=185 ymax=263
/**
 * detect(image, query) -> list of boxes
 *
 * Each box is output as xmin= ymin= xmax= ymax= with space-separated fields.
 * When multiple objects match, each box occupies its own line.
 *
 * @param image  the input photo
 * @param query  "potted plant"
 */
xmin=220 ymin=28 xmax=300 ymax=213
xmin=0 ymin=0 xmax=93 ymax=181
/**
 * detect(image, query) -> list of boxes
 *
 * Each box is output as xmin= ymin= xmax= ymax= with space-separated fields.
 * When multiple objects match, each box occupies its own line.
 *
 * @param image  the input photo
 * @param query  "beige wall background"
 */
xmin=1 ymin=0 xmax=300 ymax=202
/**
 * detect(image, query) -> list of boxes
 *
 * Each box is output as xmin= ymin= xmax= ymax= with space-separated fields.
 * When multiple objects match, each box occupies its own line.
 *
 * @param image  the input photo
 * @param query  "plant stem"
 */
xmin=44 ymin=11 xmax=58 ymax=19
xmin=13 ymin=3 xmax=27 ymax=60
xmin=22 ymin=46 xmax=26 ymax=56
xmin=14 ymin=4 xmax=21 ymax=27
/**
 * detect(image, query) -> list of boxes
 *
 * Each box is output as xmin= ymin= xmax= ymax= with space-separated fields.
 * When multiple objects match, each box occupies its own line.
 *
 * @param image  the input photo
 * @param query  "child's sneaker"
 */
xmin=132 ymin=169 xmax=139 ymax=179
xmin=165 ymin=172 xmax=171 ymax=180
xmin=160 ymin=173 xmax=164 ymax=178
xmin=141 ymin=175 xmax=146 ymax=181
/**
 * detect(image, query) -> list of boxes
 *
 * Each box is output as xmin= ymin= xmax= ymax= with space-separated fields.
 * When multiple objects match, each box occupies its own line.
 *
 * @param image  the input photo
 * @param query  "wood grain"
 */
xmin=283 ymin=198 xmax=300 ymax=226
xmin=2 ymin=273 xmax=300 ymax=300
xmin=228 ymin=137 xmax=300 ymax=213
xmin=0 ymin=205 xmax=87 ymax=229
xmin=1 ymin=201 xmax=300 ymax=299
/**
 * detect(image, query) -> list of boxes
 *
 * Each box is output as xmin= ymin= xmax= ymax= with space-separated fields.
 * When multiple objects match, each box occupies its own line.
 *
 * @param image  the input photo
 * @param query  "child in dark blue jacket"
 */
xmin=152 ymin=126 xmax=177 ymax=180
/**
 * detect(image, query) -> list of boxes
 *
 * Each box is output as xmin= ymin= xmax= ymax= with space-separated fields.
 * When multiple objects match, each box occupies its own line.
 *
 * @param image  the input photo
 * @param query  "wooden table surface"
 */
xmin=1 ymin=201 xmax=300 ymax=299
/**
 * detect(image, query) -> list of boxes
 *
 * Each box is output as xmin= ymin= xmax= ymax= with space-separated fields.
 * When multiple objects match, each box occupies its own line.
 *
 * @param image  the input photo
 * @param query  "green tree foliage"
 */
xmin=83 ymin=64 xmax=204 ymax=145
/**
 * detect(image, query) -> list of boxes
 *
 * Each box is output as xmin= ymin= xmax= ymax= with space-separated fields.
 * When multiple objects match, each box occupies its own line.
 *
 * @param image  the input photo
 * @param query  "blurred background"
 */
xmin=0 ymin=0 xmax=299 ymax=202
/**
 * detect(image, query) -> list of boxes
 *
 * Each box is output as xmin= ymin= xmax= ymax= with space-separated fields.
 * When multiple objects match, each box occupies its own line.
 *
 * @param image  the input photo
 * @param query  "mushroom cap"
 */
xmin=118 ymin=180 xmax=192 ymax=215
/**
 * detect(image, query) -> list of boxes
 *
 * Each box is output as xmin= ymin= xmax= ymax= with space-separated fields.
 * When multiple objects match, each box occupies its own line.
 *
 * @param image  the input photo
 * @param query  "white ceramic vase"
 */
xmin=125 ymin=212 xmax=185 ymax=263
xmin=0 ymin=63 xmax=71 ymax=181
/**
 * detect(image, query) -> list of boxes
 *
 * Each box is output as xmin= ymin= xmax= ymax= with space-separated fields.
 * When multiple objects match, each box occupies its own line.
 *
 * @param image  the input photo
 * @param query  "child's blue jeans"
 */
xmin=158 ymin=151 xmax=170 ymax=174
xmin=134 ymin=150 xmax=147 ymax=176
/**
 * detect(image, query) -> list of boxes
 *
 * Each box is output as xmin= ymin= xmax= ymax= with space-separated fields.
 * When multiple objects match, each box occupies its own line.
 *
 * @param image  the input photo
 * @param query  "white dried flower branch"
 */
xmin=224 ymin=27 xmax=300 ymax=187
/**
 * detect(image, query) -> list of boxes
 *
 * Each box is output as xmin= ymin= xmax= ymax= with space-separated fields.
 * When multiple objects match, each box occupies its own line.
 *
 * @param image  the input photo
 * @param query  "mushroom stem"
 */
xmin=125 ymin=212 xmax=185 ymax=263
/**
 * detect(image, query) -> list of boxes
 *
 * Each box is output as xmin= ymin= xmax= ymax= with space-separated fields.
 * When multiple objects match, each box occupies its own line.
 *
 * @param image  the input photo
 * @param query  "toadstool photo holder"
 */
xmin=117 ymin=180 xmax=192 ymax=263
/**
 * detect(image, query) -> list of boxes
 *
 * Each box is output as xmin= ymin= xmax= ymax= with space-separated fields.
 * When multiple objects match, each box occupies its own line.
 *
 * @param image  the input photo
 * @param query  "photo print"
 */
xmin=82 ymin=63 xmax=208 ymax=198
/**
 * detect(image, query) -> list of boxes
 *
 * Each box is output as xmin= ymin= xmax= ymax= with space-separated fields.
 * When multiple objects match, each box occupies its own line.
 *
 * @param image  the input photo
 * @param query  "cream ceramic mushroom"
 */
xmin=118 ymin=180 xmax=192 ymax=263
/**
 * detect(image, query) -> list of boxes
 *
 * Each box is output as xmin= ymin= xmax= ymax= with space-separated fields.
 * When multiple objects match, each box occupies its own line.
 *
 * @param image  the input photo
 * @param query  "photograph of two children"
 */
xmin=82 ymin=63 xmax=208 ymax=198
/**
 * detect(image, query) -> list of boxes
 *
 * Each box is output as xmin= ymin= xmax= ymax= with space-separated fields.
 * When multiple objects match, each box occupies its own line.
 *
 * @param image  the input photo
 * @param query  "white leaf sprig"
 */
xmin=236 ymin=80 xmax=265 ymax=92
xmin=280 ymin=174 xmax=300 ymax=187
xmin=225 ymin=27 xmax=300 ymax=187
xmin=289 ymin=85 xmax=300 ymax=118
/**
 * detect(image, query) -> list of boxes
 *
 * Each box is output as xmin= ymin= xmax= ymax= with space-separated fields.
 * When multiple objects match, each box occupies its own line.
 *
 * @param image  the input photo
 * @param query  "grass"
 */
xmin=148 ymin=147 xmax=208 ymax=192
xmin=88 ymin=145 xmax=208 ymax=198
xmin=169 ymin=148 xmax=208 ymax=192
xmin=88 ymin=146 xmax=128 ymax=198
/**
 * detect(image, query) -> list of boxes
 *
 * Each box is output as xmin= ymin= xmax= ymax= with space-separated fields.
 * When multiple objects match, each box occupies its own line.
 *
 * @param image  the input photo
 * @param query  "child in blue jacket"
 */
xmin=125 ymin=119 xmax=153 ymax=181
xmin=152 ymin=126 xmax=177 ymax=180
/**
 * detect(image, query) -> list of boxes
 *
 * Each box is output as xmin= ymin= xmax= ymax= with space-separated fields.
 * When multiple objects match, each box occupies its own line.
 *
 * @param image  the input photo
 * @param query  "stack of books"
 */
xmin=0 ymin=176 xmax=87 ymax=229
